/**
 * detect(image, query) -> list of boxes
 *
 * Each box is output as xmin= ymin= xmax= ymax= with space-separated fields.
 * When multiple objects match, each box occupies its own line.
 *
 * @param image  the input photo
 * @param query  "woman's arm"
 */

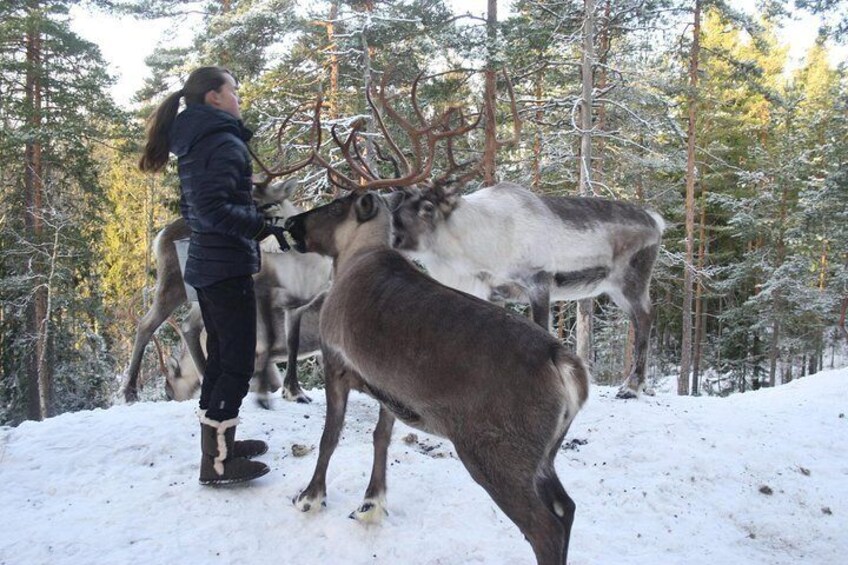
xmin=189 ymin=138 xmax=265 ymax=239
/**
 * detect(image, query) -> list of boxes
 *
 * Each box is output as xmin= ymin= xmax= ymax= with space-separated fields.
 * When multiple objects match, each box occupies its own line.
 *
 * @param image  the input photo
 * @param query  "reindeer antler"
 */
xmin=253 ymin=67 xmax=518 ymax=194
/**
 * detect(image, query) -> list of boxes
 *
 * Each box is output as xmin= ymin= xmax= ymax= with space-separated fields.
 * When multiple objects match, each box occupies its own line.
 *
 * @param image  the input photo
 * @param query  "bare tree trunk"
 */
xmin=482 ymin=0 xmax=498 ymax=187
xmin=327 ymin=1 xmax=339 ymax=120
xmin=692 ymin=190 xmax=708 ymax=395
xmin=595 ymin=0 xmax=610 ymax=186
xmin=25 ymin=1 xmax=50 ymax=420
xmin=218 ymin=0 xmax=232 ymax=65
xmin=532 ymin=69 xmax=543 ymax=190
xmin=839 ymin=256 xmax=848 ymax=342
xmin=679 ymin=0 xmax=700 ymax=396
xmin=360 ymin=7 xmax=376 ymax=179
xmin=576 ymin=0 xmax=595 ymax=367
xmin=769 ymin=185 xmax=789 ymax=387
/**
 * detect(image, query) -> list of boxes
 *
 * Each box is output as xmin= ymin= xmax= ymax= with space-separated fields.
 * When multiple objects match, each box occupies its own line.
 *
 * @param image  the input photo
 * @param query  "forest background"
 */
xmin=1 ymin=0 xmax=846 ymax=425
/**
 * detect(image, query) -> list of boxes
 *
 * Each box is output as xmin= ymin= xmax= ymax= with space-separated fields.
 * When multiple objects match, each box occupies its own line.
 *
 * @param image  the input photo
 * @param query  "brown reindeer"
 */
xmin=285 ymin=191 xmax=589 ymax=565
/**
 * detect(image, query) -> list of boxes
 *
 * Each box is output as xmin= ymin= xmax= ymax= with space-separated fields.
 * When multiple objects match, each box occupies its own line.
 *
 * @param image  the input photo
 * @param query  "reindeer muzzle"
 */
xmin=283 ymin=215 xmax=308 ymax=254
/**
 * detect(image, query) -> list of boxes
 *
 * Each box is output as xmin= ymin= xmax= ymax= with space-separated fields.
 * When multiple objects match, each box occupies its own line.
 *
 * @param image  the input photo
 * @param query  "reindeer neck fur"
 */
xmin=406 ymin=183 xmax=551 ymax=296
xmin=333 ymin=208 xmax=393 ymax=277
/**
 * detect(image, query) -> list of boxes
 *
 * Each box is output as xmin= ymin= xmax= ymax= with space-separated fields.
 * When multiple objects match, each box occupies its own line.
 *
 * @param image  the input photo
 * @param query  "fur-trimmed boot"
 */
xmin=198 ymin=410 xmax=267 ymax=459
xmin=199 ymin=416 xmax=270 ymax=486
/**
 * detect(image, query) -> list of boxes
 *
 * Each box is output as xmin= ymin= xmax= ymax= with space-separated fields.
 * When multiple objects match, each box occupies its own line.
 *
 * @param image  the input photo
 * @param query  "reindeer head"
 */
xmin=252 ymin=178 xmax=299 ymax=219
xmin=387 ymin=186 xmax=460 ymax=251
xmin=285 ymin=192 xmax=390 ymax=259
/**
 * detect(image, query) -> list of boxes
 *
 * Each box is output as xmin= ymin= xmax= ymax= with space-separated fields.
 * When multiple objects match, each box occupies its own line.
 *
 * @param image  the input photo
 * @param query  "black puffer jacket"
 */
xmin=169 ymin=104 xmax=264 ymax=288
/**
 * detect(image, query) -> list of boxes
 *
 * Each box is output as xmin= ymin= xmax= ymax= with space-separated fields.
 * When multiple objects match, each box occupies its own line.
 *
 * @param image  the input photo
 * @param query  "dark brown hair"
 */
xmin=138 ymin=66 xmax=237 ymax=172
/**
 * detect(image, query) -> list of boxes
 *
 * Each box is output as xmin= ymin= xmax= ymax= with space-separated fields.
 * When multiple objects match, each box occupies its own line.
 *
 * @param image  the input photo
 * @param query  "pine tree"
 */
xmin=0 ymin=0 xmax=124 ymax=422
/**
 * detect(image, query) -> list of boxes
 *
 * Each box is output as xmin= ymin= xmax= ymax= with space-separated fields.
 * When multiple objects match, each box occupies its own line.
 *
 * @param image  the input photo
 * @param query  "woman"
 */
xmin=139 ymin=66 xmax=288 ymax=485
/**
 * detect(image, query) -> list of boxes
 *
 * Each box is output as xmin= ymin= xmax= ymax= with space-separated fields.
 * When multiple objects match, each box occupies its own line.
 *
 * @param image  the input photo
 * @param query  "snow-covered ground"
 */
xmin=1 ymin=368 xmax=846 ymax=565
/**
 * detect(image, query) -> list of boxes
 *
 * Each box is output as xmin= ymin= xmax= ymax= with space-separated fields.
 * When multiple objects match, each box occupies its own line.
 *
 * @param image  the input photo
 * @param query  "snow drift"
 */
xmin=1 ymin=368 xmax=846 ymax=564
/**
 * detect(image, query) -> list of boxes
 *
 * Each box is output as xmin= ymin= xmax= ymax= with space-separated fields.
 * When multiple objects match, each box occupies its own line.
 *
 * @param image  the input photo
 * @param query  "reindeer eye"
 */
xmin=419 ymin=201 xmax=435 ymax=217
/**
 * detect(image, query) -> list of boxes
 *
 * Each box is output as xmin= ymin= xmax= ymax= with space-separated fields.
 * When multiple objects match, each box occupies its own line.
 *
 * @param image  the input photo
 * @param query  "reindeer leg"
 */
xmin=455 ymin=442 xmax=570 ymax=565
xmin=614 ymin=244 xmax=659 ymax=400
xmin=282 ymin=308 xmax=311 ymax=404
xmin=254 ymin=296 xmax=274 ymax=410
xmin=124 ymin=291 xmax=184 ymax=402
xmin=528 ymin=272 xmax=553 ymax=330
xmin=350 ymin=405 xmax=395 ymax=524
xmin=294 ymin=352 xmax=350 ymax=513
xmin=615 ymin=304 xmax=652 ymax=399
xmin=182 ymin=305 xmax=207 ymax=376
xmin=167 ymin=305 xmax=205 ymax=401
xmin=535 ymin=470 xmax=577 ymax=563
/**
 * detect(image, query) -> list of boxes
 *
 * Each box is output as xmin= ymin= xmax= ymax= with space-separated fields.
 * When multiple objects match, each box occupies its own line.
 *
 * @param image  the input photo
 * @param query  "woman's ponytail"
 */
xmin=138 ymin=67 xmax=234 ymax=173
xmin=138 ymin=89 xmax=183 ymax=172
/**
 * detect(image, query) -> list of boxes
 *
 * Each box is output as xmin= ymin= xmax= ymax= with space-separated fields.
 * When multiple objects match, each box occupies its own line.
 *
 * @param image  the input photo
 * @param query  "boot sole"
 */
xmin=199 ymin=465 xmax=270 ymax=486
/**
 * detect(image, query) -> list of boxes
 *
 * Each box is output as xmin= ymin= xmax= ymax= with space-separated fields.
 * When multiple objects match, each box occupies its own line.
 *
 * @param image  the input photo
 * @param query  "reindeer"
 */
xmin=331 ymin=70 xmax=664 ymax=399
xmin=122 ymin=179 xmax=332 ymax=405
xmin=285 ymin=190 xmax=589 ymax=565
xmin=163 ymin=292 xmax=324 ymax=402
xmin=389 ymin=184 xmax=664 ymax=399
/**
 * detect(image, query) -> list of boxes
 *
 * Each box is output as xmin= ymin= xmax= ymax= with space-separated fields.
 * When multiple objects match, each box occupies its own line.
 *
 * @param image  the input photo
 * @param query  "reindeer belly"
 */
xmin=326 ymin=286 xmax=557 ymax=434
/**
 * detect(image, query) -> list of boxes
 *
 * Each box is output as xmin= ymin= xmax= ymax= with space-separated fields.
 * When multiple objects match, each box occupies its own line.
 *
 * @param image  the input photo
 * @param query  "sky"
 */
xmin=1 ymin=367 xmax=846 ymax=563
xmin=69 ymin=2 xmax=844 ymax=108
xmin=68 ymin=0 xmax=509 ymax=107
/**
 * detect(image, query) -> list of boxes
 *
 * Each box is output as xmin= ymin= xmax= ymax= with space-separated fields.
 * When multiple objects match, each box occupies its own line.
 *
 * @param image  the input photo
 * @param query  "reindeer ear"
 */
xmin=434 ymin=185 xmax=460 ymax=217
xmin=355 ymin=192 xmax=380 ymax=222
xmin=166 ymin=356 xmax=179 ymax=373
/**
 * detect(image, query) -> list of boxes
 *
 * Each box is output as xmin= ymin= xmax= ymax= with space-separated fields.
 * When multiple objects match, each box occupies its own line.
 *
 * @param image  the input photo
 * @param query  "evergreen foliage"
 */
xmin=1 ymin=0 xmax=846 ymax=424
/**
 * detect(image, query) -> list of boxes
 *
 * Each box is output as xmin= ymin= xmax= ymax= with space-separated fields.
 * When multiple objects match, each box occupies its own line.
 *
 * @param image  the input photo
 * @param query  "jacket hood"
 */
xmin=169 ymin=104 xmax=253 ymax=158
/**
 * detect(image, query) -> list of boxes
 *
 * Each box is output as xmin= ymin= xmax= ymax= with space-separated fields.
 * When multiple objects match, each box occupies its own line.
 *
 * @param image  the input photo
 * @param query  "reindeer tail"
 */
xmin=553 ymin=346 xmax=589 ymax=425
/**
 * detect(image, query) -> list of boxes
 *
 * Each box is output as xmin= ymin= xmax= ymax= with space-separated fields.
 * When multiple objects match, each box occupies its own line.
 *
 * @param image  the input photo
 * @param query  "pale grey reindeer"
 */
xmin=122 ymin=179 xmax=332 ymax=405
xmin=285 ymin=191 xmax=589 ymax=565
xmin=163 ymin=292 xmax=324 ymax=403
xmin=388 ymin=183 xmax=664 ymax=399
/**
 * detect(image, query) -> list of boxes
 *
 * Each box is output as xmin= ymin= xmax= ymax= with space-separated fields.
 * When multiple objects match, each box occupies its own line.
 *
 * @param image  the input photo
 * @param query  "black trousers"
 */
xmin=195 ymin=275 xmax=256 ymax=421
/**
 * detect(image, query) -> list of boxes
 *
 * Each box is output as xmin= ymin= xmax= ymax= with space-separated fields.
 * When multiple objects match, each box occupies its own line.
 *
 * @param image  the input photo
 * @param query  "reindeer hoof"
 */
xmin=256 ymin=393 xmax=272 ymax=410
xmin=293 ymin=492 xmax=325 ymax=513
xmin=614 ymin=387 xmax=639 ymax=400
xmin=295 ymin=393 xmax=312 ymax=404
xmin=283 ymin=388 xmax=312 ymax=404
xmin=349 ymin=498 xmax=388 ymax=524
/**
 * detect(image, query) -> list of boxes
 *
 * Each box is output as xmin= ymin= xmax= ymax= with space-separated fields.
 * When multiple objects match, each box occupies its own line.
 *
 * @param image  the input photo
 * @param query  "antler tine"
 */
xmin=373 ymin=71 xmax=430 ymax=185
xmin=366 ymin=85 xmax=411 ymax=175
xmin=350 ymin=131 xmax=382 ymax=181
xmin=309 ymin=148 xmax=365 ymax=192
xmin=330 ymin=118 xmax=382 ymax=184
xmin=294 ymin=95 xmax=363 ymax=192
xmin=431 ymin=106 xmax=485 ymax=189
xmin=252 ymin=97 xmax=326 ymax=189
xmin=372 ymin=141 xmax=402 ymax=179
xmin=433 ymin=105 xmax=483 ymax=140
xmin=274 ymin=101 xmax=317 ymax=173
xmin=376 ymin=72 xmax=426 ymax=140
xmin=410 ymin=70 xmax=428 ymax=125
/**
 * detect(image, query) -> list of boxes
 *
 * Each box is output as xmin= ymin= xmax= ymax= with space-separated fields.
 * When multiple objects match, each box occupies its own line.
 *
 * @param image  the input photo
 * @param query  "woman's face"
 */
xmin=205 ymin=73 xmax=241 ymax=119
